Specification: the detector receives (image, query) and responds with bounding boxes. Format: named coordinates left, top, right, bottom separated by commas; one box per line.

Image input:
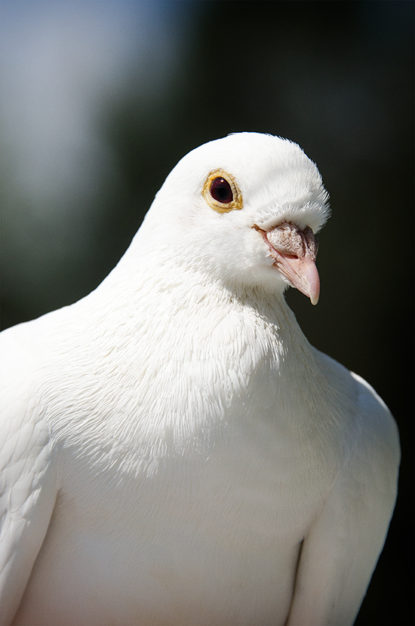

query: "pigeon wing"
left=0, top=329, right=58, bottom=625
left=286, top=368, right=400, bottom=626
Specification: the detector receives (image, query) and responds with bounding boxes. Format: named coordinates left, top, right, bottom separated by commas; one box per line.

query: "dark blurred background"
left=0, top=1, right=413, bottom=623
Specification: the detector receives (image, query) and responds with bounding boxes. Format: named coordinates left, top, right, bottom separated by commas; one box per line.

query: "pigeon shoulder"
left=0, top=317, right=62, bottom=624
left=314, top=347, right=400, bottom=494
left=286, top=349, right=400, bottom=626
left=0, top=305, right=81, bottom=477
left=0, top=313, right=60, bottom=417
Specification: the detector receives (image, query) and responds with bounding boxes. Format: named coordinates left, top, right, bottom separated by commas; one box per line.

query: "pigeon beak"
left=254, top=223, right=320, bottom=305
left=273, top=248, right=320, bottom=305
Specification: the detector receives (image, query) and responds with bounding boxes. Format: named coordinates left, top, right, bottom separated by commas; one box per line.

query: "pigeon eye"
left=210, top=177, right=233, bottom=204
left=202, top=169, right=243, bottom=213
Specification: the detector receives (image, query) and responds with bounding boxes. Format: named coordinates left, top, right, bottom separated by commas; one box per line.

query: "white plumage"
left=0, top=133, right=399, bottom=625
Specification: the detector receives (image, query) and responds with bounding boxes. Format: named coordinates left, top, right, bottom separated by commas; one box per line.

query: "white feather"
left=0, top=133, right=399, bottom=625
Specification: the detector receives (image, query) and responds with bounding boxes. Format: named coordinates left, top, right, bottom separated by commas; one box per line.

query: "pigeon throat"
left=253, top=222, right=320, bottom=305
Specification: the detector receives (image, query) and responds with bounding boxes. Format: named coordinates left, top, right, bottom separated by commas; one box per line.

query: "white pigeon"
left=0, top=133, right=399, bottom=626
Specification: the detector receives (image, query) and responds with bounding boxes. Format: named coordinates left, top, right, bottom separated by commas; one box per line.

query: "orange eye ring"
left=202, top=169, right=243, bottom=213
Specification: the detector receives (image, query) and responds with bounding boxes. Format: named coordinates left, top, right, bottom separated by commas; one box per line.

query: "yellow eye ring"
left=202, top=169, right=243, bottom=213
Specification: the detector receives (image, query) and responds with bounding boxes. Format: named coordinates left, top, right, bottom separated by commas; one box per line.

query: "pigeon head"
left=140, top=132, right=330, bottom=303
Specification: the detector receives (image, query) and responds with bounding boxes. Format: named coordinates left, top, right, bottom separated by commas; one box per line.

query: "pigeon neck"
left=96, top=244, right=308, bottom=359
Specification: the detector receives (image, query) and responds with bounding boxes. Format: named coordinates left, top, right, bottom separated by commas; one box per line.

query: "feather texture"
left=0, top=133, right=399, bottom=625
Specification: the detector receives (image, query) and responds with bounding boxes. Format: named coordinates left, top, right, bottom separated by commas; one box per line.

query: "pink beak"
left=255, top=222, right=320, bottom=305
